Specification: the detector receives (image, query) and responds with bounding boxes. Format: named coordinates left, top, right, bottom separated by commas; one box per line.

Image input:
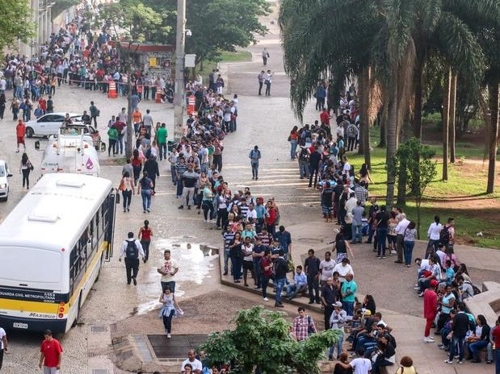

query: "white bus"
left=0, top=174, right=116, bottom=333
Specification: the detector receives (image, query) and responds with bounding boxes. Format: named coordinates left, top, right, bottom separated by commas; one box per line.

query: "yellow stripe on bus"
left=0, top=298, right=59, bottom=314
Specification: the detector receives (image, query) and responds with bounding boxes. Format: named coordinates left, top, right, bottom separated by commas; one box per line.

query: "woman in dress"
left=20, top=152, right=33, bottom=190
left=119, top=171, right=134, bottom=212
left=158, top=287, right=180, bottom=339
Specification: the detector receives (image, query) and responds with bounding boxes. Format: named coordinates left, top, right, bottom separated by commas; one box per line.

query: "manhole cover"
left=91, top=325, right=108, bottom=333
left=147, top=334, right=208, bottom=360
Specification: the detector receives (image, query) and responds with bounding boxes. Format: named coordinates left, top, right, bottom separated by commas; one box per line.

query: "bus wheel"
left=72, top=293, right=82, bottom=328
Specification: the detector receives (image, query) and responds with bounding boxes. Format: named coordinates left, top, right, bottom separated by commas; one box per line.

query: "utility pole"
left=173, top=0, right=186, bottom=143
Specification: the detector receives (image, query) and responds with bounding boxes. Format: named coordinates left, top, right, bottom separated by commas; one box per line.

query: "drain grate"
left=147, top=334, right=208, bottom=360
left=91, top=325, right=108, bottom=333
left=92, top=370, right=109, bottom=374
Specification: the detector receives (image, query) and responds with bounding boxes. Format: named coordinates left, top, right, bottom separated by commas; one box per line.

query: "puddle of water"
left=135, top=237, right=218, bottom=316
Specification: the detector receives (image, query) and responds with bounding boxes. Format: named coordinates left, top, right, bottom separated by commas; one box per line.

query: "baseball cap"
left=430, top=280, right=439, bottom=287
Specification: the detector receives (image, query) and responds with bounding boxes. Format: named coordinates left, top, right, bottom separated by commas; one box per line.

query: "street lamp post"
left=173, top=0, right=186, bottom=143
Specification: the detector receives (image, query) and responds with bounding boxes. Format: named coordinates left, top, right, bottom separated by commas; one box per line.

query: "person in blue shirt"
left=444, top=259, right=455, bottom=285
left=275, top=225, right=292, bottom=260
left=287, top=265, right=307, bottom=300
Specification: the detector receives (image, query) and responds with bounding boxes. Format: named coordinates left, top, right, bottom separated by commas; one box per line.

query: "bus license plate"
left=13, top=322, right=28, bottom=329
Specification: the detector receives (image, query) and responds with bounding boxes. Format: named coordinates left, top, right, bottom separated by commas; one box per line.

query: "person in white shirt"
left=394, top=213, right=410, bottom=264
left=319, top=252, right=336, bottom=284
left=0, top=327, right=7, bottom=370
left=427, top=215, right=443, bottom=253
left=336, top=348, right=372, bottom=374
left=333, top=258, right=354, bottom=283
left=158, top=249, right=179, bottom=293
left=181, top=349, right=202, bottom=373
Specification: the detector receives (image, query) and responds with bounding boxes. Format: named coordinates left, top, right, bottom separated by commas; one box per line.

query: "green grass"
left=219, top=50, right=252, bottom=62
left=347, top=126, right=500, bottom=248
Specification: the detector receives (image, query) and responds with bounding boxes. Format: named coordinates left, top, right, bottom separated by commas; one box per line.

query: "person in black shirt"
left=375, top=205, right=390, bottom=258
left=304, top=248, right=321, bottom=304
left=445, top=302, right=470, bottom=364
left=321, top=276, right=339, bottom=330
left=308, top=146, right=323, bottom=188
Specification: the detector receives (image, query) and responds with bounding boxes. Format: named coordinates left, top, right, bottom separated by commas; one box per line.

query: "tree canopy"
left=199, top=306, right=341, bottom=374
left=0, top=0, right=34, bottom=52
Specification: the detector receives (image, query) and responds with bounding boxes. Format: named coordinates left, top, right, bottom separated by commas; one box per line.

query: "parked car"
left=0, top=160, right=12, bottom=201
left=25, top=112, right=83, bottom=138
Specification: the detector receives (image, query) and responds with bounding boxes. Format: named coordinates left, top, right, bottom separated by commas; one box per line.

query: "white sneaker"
left=263, top=297, right=269, bottom=301
left=167, top=333, right=171, bottom=338
left=391, top=250, right=397, bottom=255
left=414, top=286, right=420, bottom=290
left=424, top=337, right=434, bottom=343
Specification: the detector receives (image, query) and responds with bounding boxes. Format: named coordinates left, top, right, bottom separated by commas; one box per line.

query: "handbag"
left=287, top=135, right=292, bottom=141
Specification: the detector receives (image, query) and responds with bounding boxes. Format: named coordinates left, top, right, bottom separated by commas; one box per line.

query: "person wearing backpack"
left=440, top=218, right=455, bottom=250
left=346, top=122, right=358, bottom=151
left=119, top=232, right=145, bottom=285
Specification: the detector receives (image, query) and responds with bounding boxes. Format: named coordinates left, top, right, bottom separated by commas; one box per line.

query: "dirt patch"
left=111, top=289, right=296, bottom=339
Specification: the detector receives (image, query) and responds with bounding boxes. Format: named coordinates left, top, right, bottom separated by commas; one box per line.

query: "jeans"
left=403, top=240, right=415, bottom=265
left=162, top=309, right=175, bottom=333
left=287, top=283, right=306, bottom=300
left=122, top=190, right=132, bottom=210
left=343, top=301, right=354, bottom=316
left=495, top=348, right=500, bottom=373
left=161, top=281, right=176, bottom=293
left=170, top=165, right=177, bottom=184
left=253, top=261, right=262, bottom=288
left=117, top=134, right=124, bottom=154
left=351, top=223, right=362, bottom=243
left=299, top=160, right=309, bottom=178
left=141, top=240, right=151, bottom=261
left=376, top=227, right=388, bottom=256
left=176, top=180, right=184, bottom=197
left=275, top=278, right=286, bottom=304
left=202, top=200, right=215, bottom=220
left=308, top=166, right=319, bottom=187
left=141, top=189, right=152, bottom=211
left=290, top=139, right=298, bottom=159
left=307, top=275, right=320, bottom=303
left=251, top=162, right=259, bottom=179
left=231, top=256, right=242, bottom=281
left=329, top=331, right=344, bottom=358
left=217, top=208, right=228, bottom=229
left=159, top=142, right=167, bottom=160
left=223, top=250, right=230, bottom=273
left=262, top=275, right=270, bottom=298
left=183, top=187, right=195, bottom=206
left=396, top=234, right=404, bottom=262
left=469, top=340, right=489, bottom=359
left=449, top=335, right=465, bottom=361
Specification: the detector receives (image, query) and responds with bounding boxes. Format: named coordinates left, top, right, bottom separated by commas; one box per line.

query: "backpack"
left=347, top=125, right=356, bottom=137
left=440, top=225, right=450, bottom=245
left=126, top=240, right=139, bottom=259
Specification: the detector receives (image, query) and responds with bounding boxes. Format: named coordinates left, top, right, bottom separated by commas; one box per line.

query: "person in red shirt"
left=39, top=97, right=47, bottom=114
left=138, top=219, right=153, bottom=263
left=16, top=119, right=26, bottom=153
left=320, top=108, right=331, bottom=136
left=260, top=249, right=274, bottom=302
left=423, top=279, right=438, bottom=343
left=492, top=316, right=500, bottom=367
left=39, top=329, right=63, bottom=373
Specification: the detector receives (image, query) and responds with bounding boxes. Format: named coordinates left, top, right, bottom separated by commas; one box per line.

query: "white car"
left=0, top=160, right=12, bottom=201
left=25, top=112, right=83, bottom=138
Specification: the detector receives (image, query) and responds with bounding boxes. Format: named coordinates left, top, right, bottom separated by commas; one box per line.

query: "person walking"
left=158, top=287, right=181, bottom=338
left=157, top=249, right=179, bottom=292
left=39, top=330, right=63, bottom=374
left=156, top=123, right=168, bottom=161
left=0, top=326, right=7, bottom=370
left=19, top=152, right=33, bottom=189
left=16, top=119, right=26, bottom=153
left=274, top=250, right=288, bottom=308
left=118, top=171, right=134, bottom=212
left=138, top=220, right=153, bottom=263
left=249, top=145, right=261, bottom=180
left=89, top=101, right=99, bottom=126
left=119, top=232, right=145, bottom=285
left=293, top=307, right=317, bottom=342
left=138, top=171, right=153, bottom=213
left=262, top=47, right=270, bottom=66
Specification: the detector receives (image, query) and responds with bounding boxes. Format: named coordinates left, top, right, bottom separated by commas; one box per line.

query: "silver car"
left=0, top=160, right=12, bottom=201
